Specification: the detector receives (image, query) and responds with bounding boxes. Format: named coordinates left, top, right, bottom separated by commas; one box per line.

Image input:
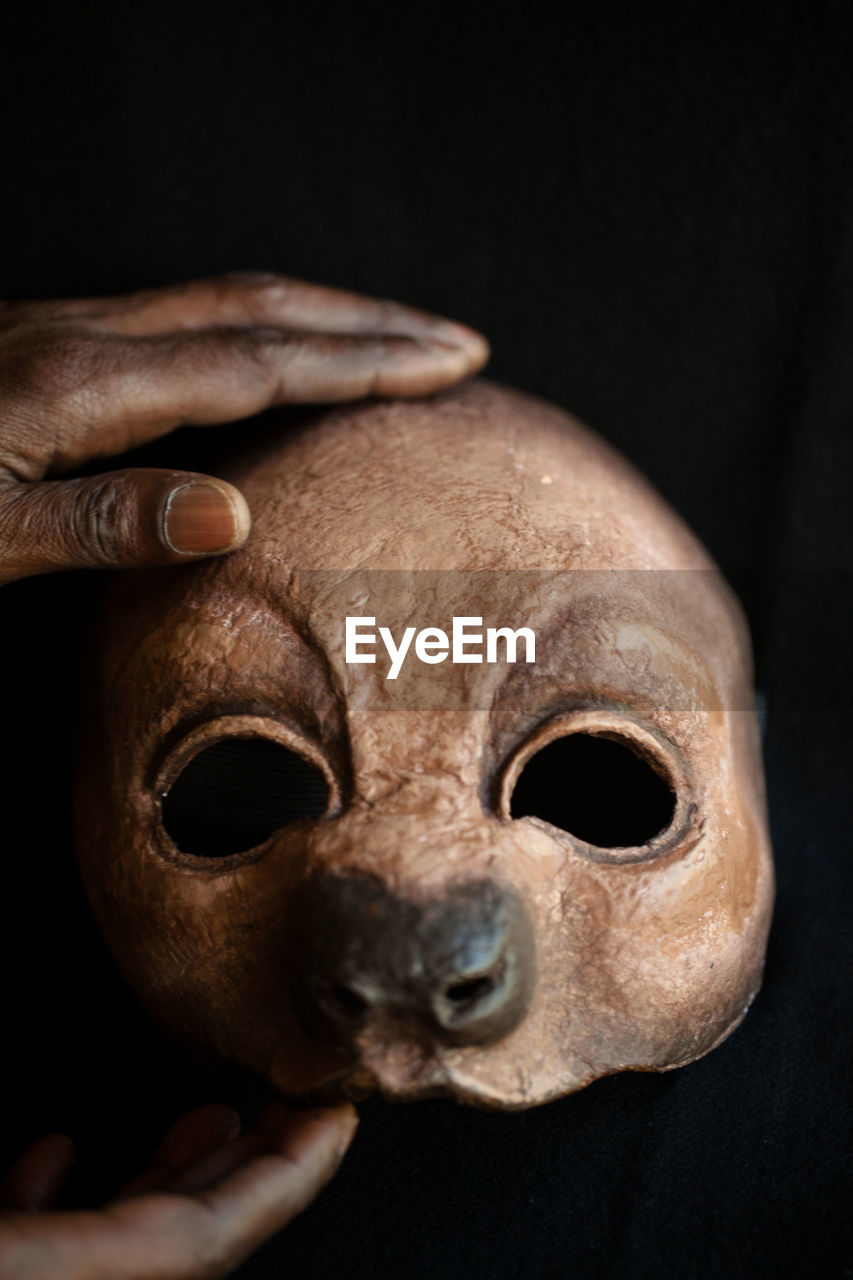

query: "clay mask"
left=75, top=380, right=773, bottom=1109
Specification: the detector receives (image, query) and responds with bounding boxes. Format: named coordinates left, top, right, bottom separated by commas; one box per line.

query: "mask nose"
left=291, top=873, right=536, bottom=1049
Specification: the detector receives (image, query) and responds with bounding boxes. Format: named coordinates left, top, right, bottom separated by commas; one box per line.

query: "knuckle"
left=212, top=324, right=290, bottom=366
left=374, top=296, right=408, bottom=325
left=0, top=327, right=115, bottom=474
left=3, top=326, right=106, bottom=407
left=214, top=270, right=296, bottom=311
left=0, top=404, right=50, bottom=481
left=365, top=333, right=410, bottom=359
left=67, top=477, right=133, bottom=566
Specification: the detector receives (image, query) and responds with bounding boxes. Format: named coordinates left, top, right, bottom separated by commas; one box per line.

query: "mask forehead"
left=213, top=381, right=715, bottom=575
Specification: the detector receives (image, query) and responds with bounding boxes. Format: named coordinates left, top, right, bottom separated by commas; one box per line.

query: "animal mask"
left=75, top=380, right=773, bottom=1109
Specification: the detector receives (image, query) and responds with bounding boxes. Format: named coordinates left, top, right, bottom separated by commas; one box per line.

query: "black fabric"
left=1, top=2, right=851, bottom=1276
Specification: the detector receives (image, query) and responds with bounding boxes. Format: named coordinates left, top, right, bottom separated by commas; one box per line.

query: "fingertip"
left=371, top=337, right=483, bottom=398
left=331, top=1104, right=360, bottom=1160
left=161, top=478, right=251, bottom=556
left=272, top=1102, right=359, bottom=1166
left=434, top=322, right=491, bottom=369
left=307, top=1101, right=359, bottom=1144
left=223, top=482, right=252, bottom=546
left=468, top=331, right=491, bottom=371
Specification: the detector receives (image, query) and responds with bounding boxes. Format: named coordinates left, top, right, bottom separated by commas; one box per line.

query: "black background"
left=0, top=2, right=851, bottom=1276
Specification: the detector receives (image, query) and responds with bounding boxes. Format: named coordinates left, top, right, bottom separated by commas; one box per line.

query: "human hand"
left=0, top=272, right=488, bottom=583
left=0, top=1098, right=358, bottom=1279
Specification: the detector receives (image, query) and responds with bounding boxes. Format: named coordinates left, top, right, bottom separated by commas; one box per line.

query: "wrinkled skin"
left=76, top=379, right=774, bottom=1110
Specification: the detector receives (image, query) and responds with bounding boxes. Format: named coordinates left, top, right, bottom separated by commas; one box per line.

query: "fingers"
left=114, top=1105, right=242, bottom=1203
left=108, top=324, right=477, bottom=424
left=0, top=1103, right=357, bottom=1279
left=169, top=1102, right=359, bottom=1271
left=0, top=469, right=251, bottom=583
left=148, top=1105, right=243, bottom=1170
left=1, top=325, right=484, bottom=480
left=118, top=1099, right=343, bottom=1201
left=153, top=1100, right=293, bottom=1198
left=0, top=272, right=490, bottom=586
left=5, top=272, right=489, bottom=365
left=99, top=1102, right=358, bottom=1278
left=0, top=1134, right=76, bottom=1211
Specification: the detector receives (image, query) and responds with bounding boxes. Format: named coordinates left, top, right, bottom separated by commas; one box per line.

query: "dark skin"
left=0, top=270, right=487, bottom=581
left=0, top=272, right=489, bottom=1276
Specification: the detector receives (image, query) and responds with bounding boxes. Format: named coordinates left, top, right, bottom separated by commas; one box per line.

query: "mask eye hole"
left=509, top=732, right=676, bottom=849
left=161, top=736, right=330, bottom=858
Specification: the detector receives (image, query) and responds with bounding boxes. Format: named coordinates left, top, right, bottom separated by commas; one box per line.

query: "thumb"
left=0, top=468, right=251, bottom=583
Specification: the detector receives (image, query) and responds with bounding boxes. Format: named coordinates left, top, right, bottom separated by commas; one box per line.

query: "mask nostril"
left=444, top=967, right=502, bottom=1011
left=327, top=982, right=369, bottom=1019
left=446, top=976, right=493, bottom=1005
